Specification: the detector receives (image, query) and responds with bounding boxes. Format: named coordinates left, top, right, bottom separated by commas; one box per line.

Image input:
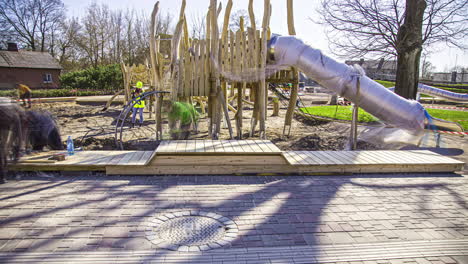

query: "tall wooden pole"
left=258, top=0, right=271, bottom=139
left=283, top=0, right=298, bottom=137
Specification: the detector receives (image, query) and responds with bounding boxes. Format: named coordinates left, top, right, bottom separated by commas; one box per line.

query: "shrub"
left=60, top=64, right=123, bottom=91
left=0, top=89, right=113, bottom=98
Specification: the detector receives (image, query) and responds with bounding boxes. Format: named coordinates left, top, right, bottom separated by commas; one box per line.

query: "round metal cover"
left=145, top=211, right=238, bottom=251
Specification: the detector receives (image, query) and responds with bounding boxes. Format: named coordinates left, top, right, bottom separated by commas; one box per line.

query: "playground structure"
left=111, top=0, right=467, bottom=148
left=8, top=0, right=467, bottom=176
left=115, top=0, right=302, bottom=142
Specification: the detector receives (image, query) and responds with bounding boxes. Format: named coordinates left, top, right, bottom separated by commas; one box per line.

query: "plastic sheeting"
left=268, top=36, right=426, bottom=132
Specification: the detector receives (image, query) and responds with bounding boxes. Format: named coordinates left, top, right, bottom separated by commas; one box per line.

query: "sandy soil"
left=34, top=102, right=365, bottom=150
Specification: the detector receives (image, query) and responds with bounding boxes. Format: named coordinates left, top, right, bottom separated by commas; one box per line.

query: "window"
left=43, top=73, right=52, bottom=83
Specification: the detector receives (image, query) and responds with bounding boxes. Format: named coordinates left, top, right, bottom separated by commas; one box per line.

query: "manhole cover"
left=145, top=211, right=238, bottom=251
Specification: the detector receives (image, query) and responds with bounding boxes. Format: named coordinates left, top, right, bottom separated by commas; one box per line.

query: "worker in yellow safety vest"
left=16, top=83, right=32, bottom=108
left=131, top=86, right=145, bottom=128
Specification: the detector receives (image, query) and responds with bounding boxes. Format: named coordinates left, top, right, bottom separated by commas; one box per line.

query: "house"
left=345, top=58, right=397, bottom=81
left=0, top=42, right=62, bottom=90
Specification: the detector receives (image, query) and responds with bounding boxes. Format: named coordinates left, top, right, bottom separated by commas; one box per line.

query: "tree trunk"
left=395, top=0, right=426, bottom=100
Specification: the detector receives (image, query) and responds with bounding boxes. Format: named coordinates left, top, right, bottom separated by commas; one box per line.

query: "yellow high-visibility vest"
left=133, top=96, right=145, bottom=108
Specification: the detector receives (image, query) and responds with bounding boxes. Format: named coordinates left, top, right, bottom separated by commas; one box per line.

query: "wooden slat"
left=127, top=151, right=146, bottom=165
left=136, top=151, right=154, bottom=165
left=312, top=151, right=336, bottom=165
left=204, top=140, right=216, bottom=152
left=186, top=140, right=196, bottom=152
left=221, top=140, right=234, bottom=152
left=248, top=140, right=263, bottom=152
left=193, top=41, right=200, bottom=96
left=95, top=151, right=118, bottom=165
left=107, top=152, right=131, bottom=165
left=321, top=151, right=345, bottom=165
left=230, top=141, right=244, bottom=152
left=304, top=151, right=329, bottom=165
left=156, top=141, right=169, bottom=152
left=195, top=140, right=205, bottom=152
left=235, top=140, right=252, bottom=152
left=212, top=140, right=224, bottom=152
left=117, top=152, right=138, bottom=165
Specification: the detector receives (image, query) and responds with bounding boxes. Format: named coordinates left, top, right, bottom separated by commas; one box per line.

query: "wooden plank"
left=230, top=140, right=244, bottom=152
left=320, top=151, right=346, bottom=165
left=212, top=140, right=225, bottom=152
left=135, top=151, right=154, bottom=165
left=259, top=140, right=280, bottom=152
left=283, top=151, right=302, bottom=165
left=195, top=140, right=205, bottom=152
left=75, top=152, right=104, bottom=165
left=383, top=151, right=418, bottom=163
left=304, top=151, right=329, bottom=165
left=150, top=154, right=288, bottom=166
left=221, top=140, right=235, bottom=152
left=327, top=151, right=354, bottom=164
left=127, top=151, right=146, bottom=165
left=296, top=151, right=314, bottom=165
left=201, top=40, right=208, bottom=96
left=247, top=140, right=263, bottom=152
left=311, top=151, right=336, bottom=165
left=236, top=140, right=253, bottom=153
left=107, top=151, right=132, bottom=165
left=204, top=140, right=216, bottom=152
left=258, top=140, right=274, bottom=152
left=370, top=151, right=402, bottom=164
left=94, top=151, right=118, bottom=165
left=350, top=151, right=378, bottom=164
left=117, top=152, right=138, bottom=165
left=156, top=141, right=169, bottom=152
left=412, top=150, right=464, bottom=163
left=186, top=140, right=196, bottom=152
left=193, top=41, right=200, bottom=96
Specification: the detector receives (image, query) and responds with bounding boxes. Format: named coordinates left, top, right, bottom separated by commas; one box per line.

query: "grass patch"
left=300, top=105, right=468, bottom=130
left=426, top=108, right=468, bottom=130
left=300, top=105, right=379, bottom=123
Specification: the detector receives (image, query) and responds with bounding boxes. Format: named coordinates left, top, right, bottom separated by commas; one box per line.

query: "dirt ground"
left=33, top=100, right=464, bottom=155
left=29, top=99, right=467, bottom=174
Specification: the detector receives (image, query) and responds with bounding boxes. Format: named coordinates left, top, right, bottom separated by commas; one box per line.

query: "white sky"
left=62, top=0, right=467, bottom=72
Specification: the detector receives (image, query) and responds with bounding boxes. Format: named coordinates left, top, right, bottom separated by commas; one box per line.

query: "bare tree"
left=318, top=0, right=467, bottom=59
left=317, top=0, right=467, bottom=99
left=190, top=12, right=206, bottom=40
left=229, top=9, right=256, bottom=31
left=0, top=0, right=65, bottom=51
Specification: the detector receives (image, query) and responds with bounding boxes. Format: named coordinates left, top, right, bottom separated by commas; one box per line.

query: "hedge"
left=0, top=89, right=113, bottom=98
left=60, top=64, right=123, bottom=91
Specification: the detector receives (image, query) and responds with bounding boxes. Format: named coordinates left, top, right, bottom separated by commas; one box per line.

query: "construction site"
left=0, top=0, right=467, bottom=263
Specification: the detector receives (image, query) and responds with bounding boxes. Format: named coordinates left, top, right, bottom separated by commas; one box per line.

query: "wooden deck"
left=11, top=140, right=465, bottom=175
left=156, top=140, right=282, bottom=154
left=13, top=150, right=155, bottom=171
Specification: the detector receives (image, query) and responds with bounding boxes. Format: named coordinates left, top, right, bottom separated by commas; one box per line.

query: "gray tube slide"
left=418, top=84, right=468, bottom=102
left=388, top=84, right=468, bottom=102
left=268, top=36, right=428, bottom=132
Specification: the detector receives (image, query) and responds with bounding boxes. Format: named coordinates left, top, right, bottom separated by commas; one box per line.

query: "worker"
left=164, top=101, right=199, bottom=139
left=16, top=83, right=32, bottom=108
left=131, top=88, right=145, bottom=128
left=135, top=81, right=143, bottom=91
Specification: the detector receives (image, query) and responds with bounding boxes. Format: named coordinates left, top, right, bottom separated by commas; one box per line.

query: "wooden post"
left=283, top=0, right=298, bottom=138
left=156, top=95, right=163, bottom=140
left=272, top=97, right=279, bottom=116
left=258, top=0, right=271, bottom=139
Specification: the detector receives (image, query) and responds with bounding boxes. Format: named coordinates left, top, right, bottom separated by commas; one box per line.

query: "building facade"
left=0, top=43, right=62, bottom=90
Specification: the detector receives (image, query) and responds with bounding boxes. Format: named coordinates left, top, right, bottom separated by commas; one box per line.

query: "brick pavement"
left=0, top=173, right=467, bottom=263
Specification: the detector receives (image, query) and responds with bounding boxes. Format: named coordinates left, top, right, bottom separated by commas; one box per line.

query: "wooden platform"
left=11, top=140, right=465, bottom=175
